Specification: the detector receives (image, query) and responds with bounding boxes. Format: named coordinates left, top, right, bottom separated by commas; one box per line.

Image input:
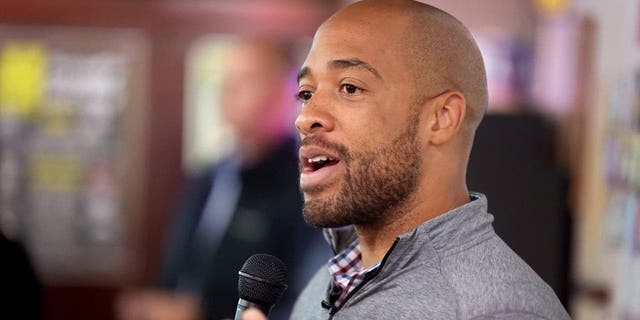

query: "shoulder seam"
left=428, top=231, right=461, bottom=320
left=435, top=230, right=500, bottom=320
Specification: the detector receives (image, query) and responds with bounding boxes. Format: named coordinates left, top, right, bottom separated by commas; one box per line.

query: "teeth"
left=308, top=156, right=333, bottom=163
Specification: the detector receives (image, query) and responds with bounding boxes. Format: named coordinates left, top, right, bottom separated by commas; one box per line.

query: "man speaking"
left=246, top=0, right=570, bottom=319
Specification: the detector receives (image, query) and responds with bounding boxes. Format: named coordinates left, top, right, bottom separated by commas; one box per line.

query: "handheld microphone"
left=234, top=254, right=288, bottom=320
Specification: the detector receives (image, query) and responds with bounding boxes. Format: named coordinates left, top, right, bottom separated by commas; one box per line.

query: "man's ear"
left=428, top=91, right=467, bottom=145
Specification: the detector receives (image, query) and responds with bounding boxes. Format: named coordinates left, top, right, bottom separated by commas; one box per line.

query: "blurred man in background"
left=117, top=38, right=326, bottom=320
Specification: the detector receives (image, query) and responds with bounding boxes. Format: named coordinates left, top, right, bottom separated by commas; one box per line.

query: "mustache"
left=300, top=135, right=351, bottom=162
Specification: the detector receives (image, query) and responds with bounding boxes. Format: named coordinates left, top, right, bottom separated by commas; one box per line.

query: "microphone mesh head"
left=238, top=254, right=288, bottom=306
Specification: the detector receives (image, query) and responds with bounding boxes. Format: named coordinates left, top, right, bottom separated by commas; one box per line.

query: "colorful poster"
left=0, top=42, right=46, bottom=118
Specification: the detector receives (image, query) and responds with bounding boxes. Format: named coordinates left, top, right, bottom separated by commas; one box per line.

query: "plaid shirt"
left=327, top=239, right=381, bottom=308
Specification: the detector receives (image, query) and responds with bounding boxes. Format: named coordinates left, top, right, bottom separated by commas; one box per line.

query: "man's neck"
left=354, top=185, right=469, bottom=269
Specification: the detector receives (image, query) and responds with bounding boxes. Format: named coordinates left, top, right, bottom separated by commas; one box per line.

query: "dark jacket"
left=1, top=232, right=43, bottom=320
left=161, top=137, right=317, bottom=320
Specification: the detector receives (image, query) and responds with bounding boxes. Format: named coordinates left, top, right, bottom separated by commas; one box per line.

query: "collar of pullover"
left=322, top=192, right=494, bottom=261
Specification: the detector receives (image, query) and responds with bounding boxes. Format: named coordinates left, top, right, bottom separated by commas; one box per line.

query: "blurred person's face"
left=294, top=14, right=424, bottom=227
left=220, top=42, right=290, bottom=145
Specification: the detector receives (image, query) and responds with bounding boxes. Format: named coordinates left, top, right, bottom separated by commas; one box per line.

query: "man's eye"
left=340, top=83, right=360, bottom=94
left=297, top=90, right=313, bottom=101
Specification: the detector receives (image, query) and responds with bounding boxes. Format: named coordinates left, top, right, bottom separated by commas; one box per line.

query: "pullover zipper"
left=327, top=238, right=400, bottom=319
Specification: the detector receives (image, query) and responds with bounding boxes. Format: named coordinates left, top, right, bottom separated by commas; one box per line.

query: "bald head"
left=296, top=0, right=487, bottom=229
left=324, top=0, right=488, bottom=134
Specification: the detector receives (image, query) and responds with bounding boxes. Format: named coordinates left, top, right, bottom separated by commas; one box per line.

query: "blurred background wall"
left=0, top=0, right=638, bottom=319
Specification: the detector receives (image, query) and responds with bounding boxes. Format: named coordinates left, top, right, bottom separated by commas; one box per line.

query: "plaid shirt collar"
left=327, top=239, right=381, bottom=308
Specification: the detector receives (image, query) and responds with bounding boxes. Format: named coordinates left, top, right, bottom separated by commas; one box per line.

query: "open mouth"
left=302, top=155, right=340, bottom=173
left=299, top=146, right=344, bottom=192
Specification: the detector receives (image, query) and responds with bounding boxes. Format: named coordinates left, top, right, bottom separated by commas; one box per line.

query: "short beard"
left=302, top=111, right=421, bottom=228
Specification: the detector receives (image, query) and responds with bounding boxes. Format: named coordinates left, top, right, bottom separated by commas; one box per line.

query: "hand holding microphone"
left=234, top=254, right=287, bottom=320
left=239, top=308, right=267, bottom=320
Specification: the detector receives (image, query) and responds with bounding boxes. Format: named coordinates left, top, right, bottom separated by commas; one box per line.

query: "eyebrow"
left=329, top=58, right=382, bottom=80
left=297, top=66, right=311, bottom=84
left=296, top=58, right=383, bottom=83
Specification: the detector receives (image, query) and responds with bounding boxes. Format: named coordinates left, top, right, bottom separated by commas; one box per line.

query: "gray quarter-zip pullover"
left=291, top=193, right=570, bottom=320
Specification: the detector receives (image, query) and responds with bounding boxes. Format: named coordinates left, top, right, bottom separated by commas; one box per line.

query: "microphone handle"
left=234, top=298, right=272, bottom=320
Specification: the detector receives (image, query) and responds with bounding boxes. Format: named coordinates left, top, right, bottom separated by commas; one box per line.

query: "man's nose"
left=295, top=92, right=335, bottom=136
